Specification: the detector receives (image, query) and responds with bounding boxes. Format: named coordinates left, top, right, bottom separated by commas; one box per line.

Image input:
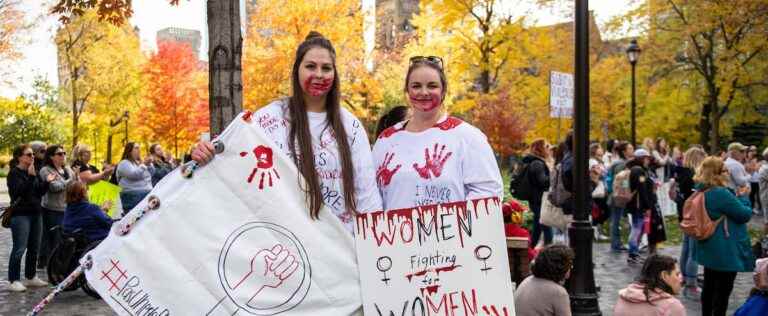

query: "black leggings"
left=702, top=267, right=737, bottom=316
left=750, top=182, right=762, bottom=210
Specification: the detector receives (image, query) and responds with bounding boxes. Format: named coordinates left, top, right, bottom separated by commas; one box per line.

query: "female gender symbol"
left=376, top=256, right=393, bottom=285
left=474, top=245, right=493, bottom=274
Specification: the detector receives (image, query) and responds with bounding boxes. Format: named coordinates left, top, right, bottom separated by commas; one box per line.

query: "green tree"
left=629, top=0, right=768, bottom=151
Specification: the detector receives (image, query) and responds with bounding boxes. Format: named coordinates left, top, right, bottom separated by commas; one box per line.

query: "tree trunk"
left=207, top=0, right=243, bottom=137
left=699, top=102, right=712, bottom=152
left=711, top=110, right=722, bottom=153
left=480, top=49, right=491, bottom=93
left=71, top=78, right=79, bottom=148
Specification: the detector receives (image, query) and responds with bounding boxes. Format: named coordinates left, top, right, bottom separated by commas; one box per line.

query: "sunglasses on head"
left=409, top=56, right=444, bottom=69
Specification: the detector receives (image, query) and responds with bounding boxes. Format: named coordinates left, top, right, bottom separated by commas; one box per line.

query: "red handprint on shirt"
left=376, top=152, right=401, bottom=187
left=240, top=145, right=280, bottom=190
left=412, top=143, right=453, bottom=179
left=231, top=244, right=299, bottom=305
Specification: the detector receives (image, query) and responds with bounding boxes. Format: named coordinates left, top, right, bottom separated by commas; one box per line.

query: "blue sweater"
left=696, top=186, right=755, bottom=272
left=62, top=201, right=113, bottom=241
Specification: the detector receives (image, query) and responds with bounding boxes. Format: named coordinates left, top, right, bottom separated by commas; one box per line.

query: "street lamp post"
left=567, top=0, right=601, bottom=315
left=626, top=39, right=641, bottom=146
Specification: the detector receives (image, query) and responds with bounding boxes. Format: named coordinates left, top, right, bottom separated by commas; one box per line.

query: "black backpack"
left=509, top=161, right=533, bottom=201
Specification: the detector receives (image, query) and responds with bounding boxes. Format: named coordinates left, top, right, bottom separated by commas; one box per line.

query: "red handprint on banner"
left=376, top=152, right=401, bottom=187
left=240, top=145, right=280, bottom=190
left=231, top=244, right=299, bottom=304
left=412, top=143, right=453, bottom=179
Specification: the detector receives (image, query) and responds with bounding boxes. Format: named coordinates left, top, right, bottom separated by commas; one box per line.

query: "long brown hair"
left=288, top=31, right=356, bottom=219
left=637, top=254, right=678, bottom=303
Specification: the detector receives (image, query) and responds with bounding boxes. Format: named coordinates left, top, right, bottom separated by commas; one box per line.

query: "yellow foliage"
left=242, top=0, right=378, bottom=121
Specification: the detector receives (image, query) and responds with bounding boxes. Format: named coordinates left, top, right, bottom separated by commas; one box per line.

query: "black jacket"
left=6, top=166, right=46, bottom=217
left=522, top=155, right=550, bottom=193
left=671, top=165, right=695, bottom=221
left=626, top=160, right=656, bottom=216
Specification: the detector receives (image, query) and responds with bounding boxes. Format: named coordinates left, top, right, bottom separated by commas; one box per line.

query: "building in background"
left=376, top=0, right=419, bottom=50
left=156, top=27, right=202, bottom=58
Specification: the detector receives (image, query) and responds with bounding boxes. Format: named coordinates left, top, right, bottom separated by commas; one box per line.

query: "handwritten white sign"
left=355, top=198, right=516, bottom=316
left=83, top=111, right=363, bottom=316
left=550, top=71, right=574, bottom=118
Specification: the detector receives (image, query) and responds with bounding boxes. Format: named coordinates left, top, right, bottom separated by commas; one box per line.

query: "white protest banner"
left=550, top=71, right=574, bottom=118
left=355, top=198, right=515, bottom=316
left=82, top=111, right=363, bottom=315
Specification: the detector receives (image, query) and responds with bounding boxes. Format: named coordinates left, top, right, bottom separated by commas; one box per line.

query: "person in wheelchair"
left=62, top=181, right=114, bottom=242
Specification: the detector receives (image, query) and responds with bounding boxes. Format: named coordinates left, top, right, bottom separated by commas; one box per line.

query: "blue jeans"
left=8, top=214, right=42, bottom=282
left=611, top=207, right=626, bottom=250
left=120, top=190, right=150, bottom=216
left=628, top=212, right=645, bottom=256
left=680, top=234, right=698, bottom=286
left=39, top=209, right=63, bottom=269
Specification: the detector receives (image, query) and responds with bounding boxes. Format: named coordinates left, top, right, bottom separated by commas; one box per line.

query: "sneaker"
left=7, top=281, right=27, bottom=292
left=24, top=277, right=48, bottom=288
left=611, top=245, right=629, bottom=252
left=683, top=286, right=702, bottom=301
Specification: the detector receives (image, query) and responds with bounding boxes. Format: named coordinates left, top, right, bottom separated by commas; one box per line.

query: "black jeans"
left=38, top=208, right=63, bottom=268
left=530, top=194, right=552, bottom=247
left=750, top=182, right=761, bottom=210
left=702, top=267, right=737, bottom=316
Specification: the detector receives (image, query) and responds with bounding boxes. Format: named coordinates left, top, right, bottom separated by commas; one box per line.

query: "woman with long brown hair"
left=523, top=139, right=552, bottom=247
left=192, top=32, right=381, bottom=231
left=5, top=144, right=53, bottom=291
left=372, top=55, right=502, bottom=209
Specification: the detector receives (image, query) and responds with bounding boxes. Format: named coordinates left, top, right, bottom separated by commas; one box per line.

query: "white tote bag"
left=540, top=191, right=572, bottom=231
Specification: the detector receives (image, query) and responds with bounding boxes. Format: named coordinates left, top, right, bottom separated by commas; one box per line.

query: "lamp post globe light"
left=626, top=39, right=641, bottom=146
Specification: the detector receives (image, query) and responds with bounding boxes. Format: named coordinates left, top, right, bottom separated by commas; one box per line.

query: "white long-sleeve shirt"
left=372, top=115, right=503, bottom=210
left=725, top=157, right=751, bottom=190
left=252, top=100, right=382, bottom=231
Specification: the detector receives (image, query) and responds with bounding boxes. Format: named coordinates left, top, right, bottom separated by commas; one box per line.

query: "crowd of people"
left=4, top=141, right=177, bottom=292
left=511, top=135, right=768, bottom=315
left=3, top=30, right=768, bottom=316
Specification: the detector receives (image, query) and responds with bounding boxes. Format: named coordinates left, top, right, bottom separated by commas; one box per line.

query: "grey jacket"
left=39, top=165, right=76, bottom=212
left=117, top=160, right=154, bottom=192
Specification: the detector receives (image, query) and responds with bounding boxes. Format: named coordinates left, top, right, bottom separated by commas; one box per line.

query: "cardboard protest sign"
left=88, top=180, right=122, bottom=218
left=355, top=198, right=515, bottom=316
left=82, top=111, right=363, bottom=316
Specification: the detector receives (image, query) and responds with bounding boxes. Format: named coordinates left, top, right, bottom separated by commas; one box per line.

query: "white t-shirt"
left=252, top=100, right=382, bottom=231
left=372, top=115, right=503, bottom=210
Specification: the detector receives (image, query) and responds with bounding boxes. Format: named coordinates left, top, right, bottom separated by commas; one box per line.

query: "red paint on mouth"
left=409, top=92, right=442, bottom=111
left=304, top=75, right=333, bottom=96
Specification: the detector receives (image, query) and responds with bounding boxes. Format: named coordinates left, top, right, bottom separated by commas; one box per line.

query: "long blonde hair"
left=682, top=147, right=706, bottom=170
left=694, top=156, right=729, bottom=188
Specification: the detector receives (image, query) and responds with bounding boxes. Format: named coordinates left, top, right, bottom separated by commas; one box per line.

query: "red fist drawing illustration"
left=231, top=244, right=299, bottom=304
left=413, top=143, right=453, bottom=179
left=376, top=152, right=401, bottom=187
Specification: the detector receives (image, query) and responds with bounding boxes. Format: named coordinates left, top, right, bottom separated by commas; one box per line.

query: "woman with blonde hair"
left=71, top=144, right=114, bottom=185
left=694, top=156, right=755, bottom=316
left=670, top=146, right=707, bottom=299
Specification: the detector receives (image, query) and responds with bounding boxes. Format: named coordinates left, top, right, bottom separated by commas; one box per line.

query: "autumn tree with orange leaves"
left=141, top=41, right=209, bottom=157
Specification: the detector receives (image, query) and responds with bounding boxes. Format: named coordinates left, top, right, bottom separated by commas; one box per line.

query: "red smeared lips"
left=409, top=94, right=441, bottom=111
left=305, top=76, right=333, bottom=96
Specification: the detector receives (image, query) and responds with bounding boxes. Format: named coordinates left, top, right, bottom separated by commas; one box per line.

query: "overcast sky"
left=2, top=0, right=638, bottom=98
